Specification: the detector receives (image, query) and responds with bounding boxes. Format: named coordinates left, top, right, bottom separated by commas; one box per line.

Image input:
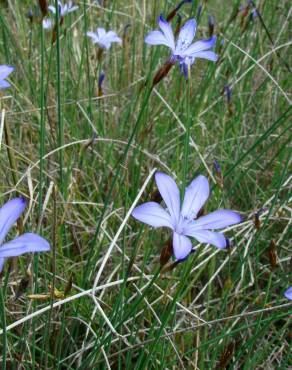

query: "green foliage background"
left=0, top=0, right=291, bottom=368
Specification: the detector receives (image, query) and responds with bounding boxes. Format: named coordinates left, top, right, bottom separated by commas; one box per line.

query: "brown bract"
left=38, top=0, right=48, bottom=17
left=152, top=60, right=175, bottom=87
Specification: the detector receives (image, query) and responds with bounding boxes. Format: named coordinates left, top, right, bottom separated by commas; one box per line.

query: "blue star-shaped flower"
left=145, top=16, right=218, bottom=79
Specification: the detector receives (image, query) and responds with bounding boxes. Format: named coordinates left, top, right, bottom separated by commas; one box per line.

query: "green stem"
left=182, top=80, right=191, bottom=196
left=55, top=1, right=64, bottom=195
left=39, top=22, right=46, bottom=216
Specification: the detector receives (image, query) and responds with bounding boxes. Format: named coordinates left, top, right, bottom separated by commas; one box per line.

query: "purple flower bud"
left=123, top=23, right=131, bottom=38
left=196, top=4, right=202, bottom=19
left=208, top=15, right=215, bottom=27
left=98, top=71, right=105, bottom=89
left=254, top=212, right=260, bottom=230
left=224, top=85, right=232, bottom=104
left=255, top=207, right=266, bottom=217
left=26, top=9, right=34, bottom=22
left=213, top=159, right=221, bottom=174
left=208, top=15, right=215, bottom=36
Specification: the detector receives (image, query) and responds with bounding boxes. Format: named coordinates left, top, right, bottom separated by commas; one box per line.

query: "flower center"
left=177, top=38, right=190, bottom=51
left=174, top=216, right=188, bottom=235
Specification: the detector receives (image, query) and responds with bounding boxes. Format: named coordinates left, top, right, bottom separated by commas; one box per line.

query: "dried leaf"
left=268, top=240, right=278, bottom=270
left=160, top=239, right=173, bottom=267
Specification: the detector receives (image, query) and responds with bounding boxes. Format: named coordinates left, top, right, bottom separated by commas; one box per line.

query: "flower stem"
left=39, top=21, right=46, bottom=216
left=55, top=0, right=64, bottom=195
left=182, top=79, right=191, bottom=197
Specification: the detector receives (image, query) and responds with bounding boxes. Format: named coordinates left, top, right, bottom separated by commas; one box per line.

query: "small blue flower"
left=0, top=65, right=14, bottom=89
left=42, top=18, right=53, bottom=30
left=145, top=16, right=218, bottom=79
left=48, top=1, right=78, bottom=17
left=132, top=172, right=241, bottom=261
left=0, top=198, right=50, bottom=273
left=86, top=28, right=122, bottom=50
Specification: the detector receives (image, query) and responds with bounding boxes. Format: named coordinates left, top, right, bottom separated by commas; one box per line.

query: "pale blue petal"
left=86, top=31, right=99, bottom=43
left=189, top=210, right=242, bottom=230
left=284, top=287, right=292, bottom=300
left=155, top=172, right=180, bottom=226
left=173, top=232, right=192, bottom=260
left=0, top=80, right=11, bottom=89
left=193, top=51, right=218, bottom=61
left=66, top=3, right=78, bottom=14
left=99, top=40, right=111, bottom=50
left=181, top=175, right=209, bottom=219
left=182, top=36, right=217, bottom=57
left=132, top=202, right=173, bottom=229
left=185, top=229, right=226, bottom=249
left=97, top=28, right=106, bottom=38
left=105, top=31, right=122, bottom=44
left=180, top=62, right=189, bottom=79
left=0, top=233, right=50, bottom=258
left=62, top=4, right=68, bottom=15
left=176, top=19, right=197, bottom=52
left=0, top=65, right=14, bottom=80
left=145, top=30, right=173, bottom=48
left=48, top=5, right=56, bottom=14
left=0, top=198, right=26, bottom=245
left=158, top=15, right=175, bottom=50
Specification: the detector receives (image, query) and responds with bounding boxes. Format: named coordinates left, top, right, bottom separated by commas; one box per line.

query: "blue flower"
left=145, top=16, right=218, bottom=79
left=132, top=172, right=241, bottom=261
left=0, top=65, right=14, bottom=89
left=0, top=198, right=50, bottom=273
left=42, top=18, right=53, bottom=30
left=87, top=28, right=122, bottom=50
left=48, top=1, right=78, bottom=17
